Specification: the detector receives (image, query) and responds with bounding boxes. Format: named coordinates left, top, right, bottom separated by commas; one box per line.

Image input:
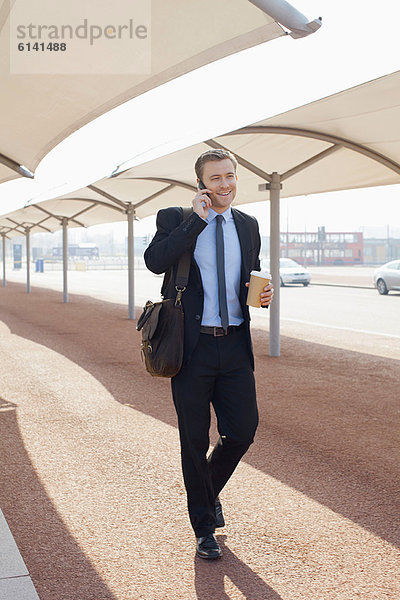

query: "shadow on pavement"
left=0, top=396, right=118, bottom=600
left=0, top=282, right=399, bottom=556
left=194, top=535, right=283, bottom=599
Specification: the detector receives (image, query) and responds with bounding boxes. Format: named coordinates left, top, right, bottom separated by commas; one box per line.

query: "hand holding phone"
left=198, top=180, right=210, bottom=207
left=193, top=180, right=212, bottom=218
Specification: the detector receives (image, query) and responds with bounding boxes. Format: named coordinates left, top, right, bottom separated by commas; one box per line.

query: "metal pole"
left=2, top=234, right=6, bottom=287
left=62, top=218, right=68, bottom=303
left=127, top=205, right=135, bottom=320
left=286, top=209, right=289, bottom=257
left=26, top=228, right=31, bottom=293
left=269, top=172, right=281, bottom=357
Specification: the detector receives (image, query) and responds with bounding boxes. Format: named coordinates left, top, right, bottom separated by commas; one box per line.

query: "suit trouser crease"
left=171, top=328, right=258, bottom=537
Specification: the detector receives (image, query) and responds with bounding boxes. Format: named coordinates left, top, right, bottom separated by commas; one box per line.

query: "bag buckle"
left=175, top=286, right=186, bottom=306
left=136, top=300, right=156, bottom=331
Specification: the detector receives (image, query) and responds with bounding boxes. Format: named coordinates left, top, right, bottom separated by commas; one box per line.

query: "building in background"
left=4, top=226, right=400, bottom=268
left=52, top=243, right=99, bottom=259
left=280, top=229, right=363, bottom=266
left=363, top=237, right=400, bottom=264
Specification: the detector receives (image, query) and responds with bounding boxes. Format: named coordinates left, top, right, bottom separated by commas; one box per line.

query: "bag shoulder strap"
left=175, top=207, right=193, bottom=290
left=181, top=206, right=193, bottom=219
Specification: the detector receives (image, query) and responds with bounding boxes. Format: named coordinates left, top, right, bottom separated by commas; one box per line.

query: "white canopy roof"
left=0, top=0, right=321, bottom=185
left=3, top=69, right=399, bottom=357
left=113, top=69, right=400, bottom=213
left=0, top=195, right=128, bottom=238
left=2, top=70, right=399, bottom=239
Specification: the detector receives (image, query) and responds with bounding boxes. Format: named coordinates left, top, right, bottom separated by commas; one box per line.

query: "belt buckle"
left=214, top=327, right=225, bottom=337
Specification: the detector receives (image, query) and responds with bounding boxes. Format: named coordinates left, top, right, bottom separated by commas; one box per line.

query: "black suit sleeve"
left=254, top=222, right=261, bottom=272
left=144, top=208, right=207, bottom=274
left=249, top=214, right=261, bottom=273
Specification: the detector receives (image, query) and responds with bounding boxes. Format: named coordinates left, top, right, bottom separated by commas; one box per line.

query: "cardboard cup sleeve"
left=246, top=270, right=271, bottom=308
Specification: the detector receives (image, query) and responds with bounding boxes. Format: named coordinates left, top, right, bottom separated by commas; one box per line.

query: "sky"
left=1, top=0, right=400, bottom=240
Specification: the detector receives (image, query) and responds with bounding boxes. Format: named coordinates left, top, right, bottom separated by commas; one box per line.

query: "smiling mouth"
left=217, top=191, right=231, bottom=196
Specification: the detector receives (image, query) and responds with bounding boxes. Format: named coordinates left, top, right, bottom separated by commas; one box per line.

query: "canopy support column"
left=62, top=218, right=68, bottom=303
left=127, top=205, right=135, bottom=320
left=26, top=227, right=31, bottom=293
left=269, top=173, right=281, bottom=356
left=1, top=234, right=6, bottom=287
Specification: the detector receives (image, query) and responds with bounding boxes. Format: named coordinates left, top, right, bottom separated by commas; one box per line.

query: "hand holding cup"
left=246, top=270, right=273, bottom=307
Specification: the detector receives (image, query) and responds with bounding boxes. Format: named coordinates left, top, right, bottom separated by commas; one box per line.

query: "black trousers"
left=171, top=325, right=258, bottom=537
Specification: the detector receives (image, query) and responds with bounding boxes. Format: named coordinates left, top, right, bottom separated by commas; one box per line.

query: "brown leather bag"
left=136, top=209, right=192, bottom=378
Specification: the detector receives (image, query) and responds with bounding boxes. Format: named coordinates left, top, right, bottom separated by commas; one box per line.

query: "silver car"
left=374, top=259, right=400, bottom=294
left=261, top=258, right=312, bottom=287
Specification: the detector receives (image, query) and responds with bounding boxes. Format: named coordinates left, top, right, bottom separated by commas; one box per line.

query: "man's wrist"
left=193, top=211, right=207, bottom=223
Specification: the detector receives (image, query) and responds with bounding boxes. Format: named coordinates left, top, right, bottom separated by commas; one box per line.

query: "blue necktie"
left=216, top=215, right=229, bottom=331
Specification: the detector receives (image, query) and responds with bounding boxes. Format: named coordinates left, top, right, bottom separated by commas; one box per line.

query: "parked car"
left=260, top=258, right=311, bottom=287
left=373, top=259, right=400, bottom=294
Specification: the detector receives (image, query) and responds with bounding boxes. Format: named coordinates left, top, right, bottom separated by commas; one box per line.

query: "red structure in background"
left=281, top=229, right=364, bottom=265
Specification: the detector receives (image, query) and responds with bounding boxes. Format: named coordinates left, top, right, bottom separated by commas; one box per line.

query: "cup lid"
left=250, top=270, right=271, bottom=279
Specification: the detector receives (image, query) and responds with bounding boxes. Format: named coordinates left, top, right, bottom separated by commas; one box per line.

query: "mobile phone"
left=198, top=180, right=209, bottom=195
left=198, top=180, right=211, bottom=207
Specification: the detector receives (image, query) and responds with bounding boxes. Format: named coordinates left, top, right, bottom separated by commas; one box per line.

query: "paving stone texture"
left=0, top=281, right=399, bottom=600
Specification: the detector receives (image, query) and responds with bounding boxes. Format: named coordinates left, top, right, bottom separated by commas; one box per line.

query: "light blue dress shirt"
left=194, top=207, right=244, bottom=327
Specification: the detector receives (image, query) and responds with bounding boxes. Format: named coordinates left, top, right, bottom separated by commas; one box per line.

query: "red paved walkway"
left=0, top=282, right=399, bottom=600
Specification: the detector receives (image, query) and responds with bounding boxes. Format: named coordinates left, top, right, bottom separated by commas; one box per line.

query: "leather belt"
left=199, top=324, right=243, bottom=337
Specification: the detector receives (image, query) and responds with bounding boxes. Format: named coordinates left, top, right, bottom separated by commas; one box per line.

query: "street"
left=6, top=266, right=400, bottom=359
left=282, top=285, right=399, bottom=335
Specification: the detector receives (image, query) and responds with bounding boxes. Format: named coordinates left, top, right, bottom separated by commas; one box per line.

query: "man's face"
left=200, top=158, right=237, bottom=213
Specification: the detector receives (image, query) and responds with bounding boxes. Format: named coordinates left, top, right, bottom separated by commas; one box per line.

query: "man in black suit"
left=144, top=149, right=273, bottom=559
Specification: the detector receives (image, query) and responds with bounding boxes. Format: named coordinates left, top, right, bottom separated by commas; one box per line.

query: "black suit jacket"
left=144, top=207, right=261, bottom=369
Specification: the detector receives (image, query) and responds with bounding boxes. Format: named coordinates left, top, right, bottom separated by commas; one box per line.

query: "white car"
left=373, top=259, right=400, bottom=294
left=261, top=258, right=311, bottom=287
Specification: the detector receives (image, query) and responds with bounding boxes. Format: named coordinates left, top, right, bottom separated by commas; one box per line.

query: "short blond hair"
left=194, top=149, right=237, bottom=181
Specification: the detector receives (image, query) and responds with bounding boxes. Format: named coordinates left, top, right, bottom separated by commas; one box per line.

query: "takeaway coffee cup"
left=246, top=270, right=271, bottom=308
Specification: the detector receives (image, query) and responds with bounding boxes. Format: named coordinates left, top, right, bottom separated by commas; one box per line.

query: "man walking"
left=144, top=149, right=273, bottom=559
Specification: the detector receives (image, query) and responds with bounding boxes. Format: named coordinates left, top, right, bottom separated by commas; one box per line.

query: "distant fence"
left=5, top=257, right=148, bottom=271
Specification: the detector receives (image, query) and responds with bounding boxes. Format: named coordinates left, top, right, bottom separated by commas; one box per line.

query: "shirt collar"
left=206, top=206, right=232, bottom=224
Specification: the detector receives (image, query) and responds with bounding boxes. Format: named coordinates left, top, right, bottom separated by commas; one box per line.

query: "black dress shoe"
left=215, top=497, right=225, bottom=528
left=196, top=534, right=222, bottom=559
